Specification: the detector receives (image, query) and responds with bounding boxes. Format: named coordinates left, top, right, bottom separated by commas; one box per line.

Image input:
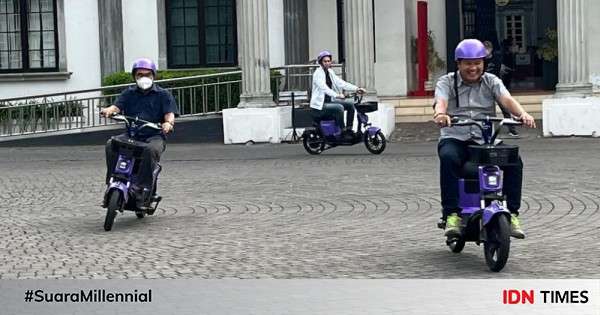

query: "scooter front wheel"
left=364, top=130, right=386, bottom=154
left=303, top=130, right=325, bottom=155
left=483, top=215, right=511, bottom=272
left=104, top=190, right=122, bottom=231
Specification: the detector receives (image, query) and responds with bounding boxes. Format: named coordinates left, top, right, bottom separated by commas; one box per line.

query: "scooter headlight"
left=118, top=161, right=128, bottom=169
left=487, top=175, right=498, bottom=186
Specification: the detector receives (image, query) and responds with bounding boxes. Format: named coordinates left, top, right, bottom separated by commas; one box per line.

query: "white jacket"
left=309, top=67, right=358, bottom=110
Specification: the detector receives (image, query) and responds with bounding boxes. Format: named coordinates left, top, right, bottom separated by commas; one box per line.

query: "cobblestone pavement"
left=0, top=126, right=598, bottom=279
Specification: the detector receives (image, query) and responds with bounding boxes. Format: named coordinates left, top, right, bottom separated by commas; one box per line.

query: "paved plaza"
left=0, top=128, right=599, bottom=279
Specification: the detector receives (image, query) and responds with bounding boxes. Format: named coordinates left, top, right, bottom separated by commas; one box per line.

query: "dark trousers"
left=438, top=138, right=523, bottom=217
left=105, top=134, right=166, bottom=190
left=316, top=100, right=355, bottom=129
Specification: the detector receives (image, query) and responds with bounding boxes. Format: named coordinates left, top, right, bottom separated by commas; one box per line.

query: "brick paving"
left=0, top=123, right=598, bottom=278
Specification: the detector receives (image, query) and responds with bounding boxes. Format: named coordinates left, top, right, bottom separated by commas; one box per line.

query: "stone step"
left=381, top=92, right=552, bottom=122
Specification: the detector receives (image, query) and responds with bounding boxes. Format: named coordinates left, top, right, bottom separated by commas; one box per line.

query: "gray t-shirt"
left=434, top=72, right=510, bottom=143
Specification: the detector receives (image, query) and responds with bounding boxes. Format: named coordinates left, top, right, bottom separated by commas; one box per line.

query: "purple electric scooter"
left=437, top=115, right=522, bottom=272
left=102, top=114, right=163, bottom=231
left=302, top=93, right=386, bottom=155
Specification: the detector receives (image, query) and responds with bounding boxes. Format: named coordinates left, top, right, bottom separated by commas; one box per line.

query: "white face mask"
left=136, top=77, right=153, bottom=90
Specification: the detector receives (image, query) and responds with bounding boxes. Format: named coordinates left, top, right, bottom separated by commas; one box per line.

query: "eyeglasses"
left=321, top=59, right=332, bottom=63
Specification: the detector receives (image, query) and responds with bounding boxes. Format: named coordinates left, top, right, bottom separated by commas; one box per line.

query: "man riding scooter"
left=100, top=58, right=179, bottom=208
left=432, top=39, right=536, bottom=239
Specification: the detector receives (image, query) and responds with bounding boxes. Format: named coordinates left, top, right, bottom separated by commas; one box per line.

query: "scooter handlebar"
left=110, top=114, right=162, bottom=130
left=344, top=90, right=366, bottom=104
left=449, top=116, right=523, bottom=127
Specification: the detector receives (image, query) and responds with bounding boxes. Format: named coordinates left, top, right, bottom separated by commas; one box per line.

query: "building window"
left=505, top=15, right=525, bottom=52
left=336, top=0, right=344, bottom=63
left=462, top=0, right=476, bottom=38
left=0, top=0, right=59, bottom=72
left=166, top=0, right=236, bottom=68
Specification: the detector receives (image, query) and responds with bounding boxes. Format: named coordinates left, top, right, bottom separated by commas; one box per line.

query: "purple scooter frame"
left=102, top=114, right=163, bottom=231
left=459, top=165, right=509, bottom=226
left=302, top=92, right=386, bottom=155
left=439, top=115, right=523, bottom=272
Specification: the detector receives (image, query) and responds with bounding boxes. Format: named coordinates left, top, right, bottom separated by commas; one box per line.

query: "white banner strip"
left=0, top=279, right=598, bottom=315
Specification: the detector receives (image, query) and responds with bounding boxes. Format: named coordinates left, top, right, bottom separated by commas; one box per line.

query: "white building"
left=1, top=0, right=599, bottom=138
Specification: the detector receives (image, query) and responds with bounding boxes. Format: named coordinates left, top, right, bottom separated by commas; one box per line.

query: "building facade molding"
left=98, top=0, right=124, bottom=78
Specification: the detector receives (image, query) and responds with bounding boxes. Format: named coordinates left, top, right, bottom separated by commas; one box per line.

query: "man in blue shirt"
left=100, top=58, right=179, bottom=199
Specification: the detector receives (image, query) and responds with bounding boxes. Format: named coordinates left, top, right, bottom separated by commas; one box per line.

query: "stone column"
left=157, top=0, right=168, bottom=70
left=98, top=0, right=124, bottom=79
left=343, top=0, right=376, bottom=95
left=555, top=0, right=593, bottom=97
left=283, top=0, right=309, bottom=91
left=237, top=0, right=274, bottom=108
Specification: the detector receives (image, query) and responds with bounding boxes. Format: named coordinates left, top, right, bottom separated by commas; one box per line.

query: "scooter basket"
left=468, top=145, right=519, bottom=166
left=111, top=136, right=147, bottom=158
left=355, top=101, right=378, bottom=113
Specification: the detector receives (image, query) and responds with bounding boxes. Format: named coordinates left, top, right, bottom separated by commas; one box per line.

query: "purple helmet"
left=454, top=39, right=487, bottom=61
left=131, top=58, right=157, bottom=76
left=317, top=50, right=332, bottom=64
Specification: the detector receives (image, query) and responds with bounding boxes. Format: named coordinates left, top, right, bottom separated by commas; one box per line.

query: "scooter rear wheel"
left=364, top=130, right=386, bottom=154
left=483, top=215, right=511, bottom=272
left=303, top=130, right=325, bottom=155
left=104, top=190, right=121, bottom=231
left=448, top=237, right=466, bottom=253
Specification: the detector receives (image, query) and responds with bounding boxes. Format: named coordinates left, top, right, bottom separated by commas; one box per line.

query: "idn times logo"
left=502, top=289, right=590, bottom=304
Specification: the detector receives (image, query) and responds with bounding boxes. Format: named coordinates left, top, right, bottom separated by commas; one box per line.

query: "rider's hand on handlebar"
left=100, top=107, right=115, bottom=118
left=516, top=111, right=536, bottom=128
left=162, top=122, right=174, bottom=134
left=433, top=113, right=452, bottom=128
left=357, top=88, right=366, bottom=95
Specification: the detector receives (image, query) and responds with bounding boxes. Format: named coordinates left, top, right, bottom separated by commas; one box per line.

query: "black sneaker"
left=342, top=130, right=355, bottom=141
left=508, top=128, right=520, bottom=137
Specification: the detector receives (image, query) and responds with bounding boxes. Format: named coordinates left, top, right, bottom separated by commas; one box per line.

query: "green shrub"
left=0, top=98, right=85, bottom=133
left=101, top=69, right=282, bottom=115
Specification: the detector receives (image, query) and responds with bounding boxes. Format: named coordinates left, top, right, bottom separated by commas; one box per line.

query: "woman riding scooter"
left=310, top=50, right=366, bottom=140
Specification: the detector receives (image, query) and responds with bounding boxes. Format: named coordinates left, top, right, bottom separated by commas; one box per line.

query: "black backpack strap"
left=454, top=70, right=460, bottom=108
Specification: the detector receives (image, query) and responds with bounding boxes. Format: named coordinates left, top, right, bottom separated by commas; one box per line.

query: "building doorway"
left=446, top=0, right=557, bottom=91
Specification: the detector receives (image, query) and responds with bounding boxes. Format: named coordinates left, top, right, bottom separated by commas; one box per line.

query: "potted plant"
left=412, top=30, right=446, bottom=91
left=536, top=28, right=558, bottom=89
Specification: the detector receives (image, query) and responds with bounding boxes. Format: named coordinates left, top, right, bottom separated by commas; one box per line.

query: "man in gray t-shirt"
left=432, top=39, right=536, bottom=239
